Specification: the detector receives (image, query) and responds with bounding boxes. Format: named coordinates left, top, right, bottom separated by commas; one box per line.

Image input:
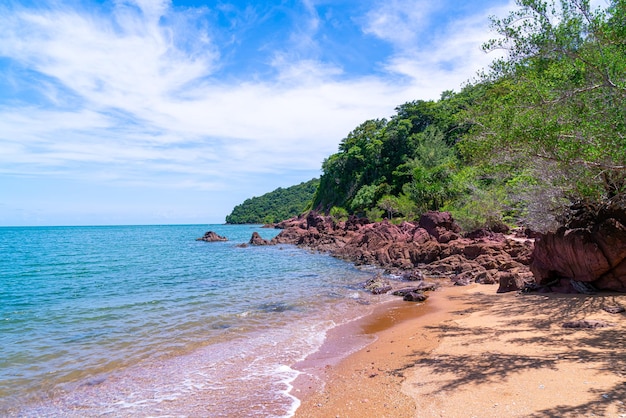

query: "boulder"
left=530, top=205, right=626, bottom=292
left=249, top=232, right=271, bottom=246
left=196, top=231, right=228, bottom=242
left=419, top=211, right=461, bottom=243
left=403, top=292, right=428, bottom=302
left=497, top=272, right=526, bottom=293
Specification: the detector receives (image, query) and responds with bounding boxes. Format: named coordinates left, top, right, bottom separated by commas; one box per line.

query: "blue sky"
left=1, top=0, right=529, bottom=225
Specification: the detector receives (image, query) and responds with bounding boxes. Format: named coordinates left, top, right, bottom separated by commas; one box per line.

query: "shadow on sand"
left=392, top=291, right=626, bottom=417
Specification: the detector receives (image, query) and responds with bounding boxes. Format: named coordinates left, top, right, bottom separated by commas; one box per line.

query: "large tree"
left=464, top=0, right=626, bottom=230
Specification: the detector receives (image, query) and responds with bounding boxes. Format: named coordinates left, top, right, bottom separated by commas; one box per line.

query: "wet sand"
left=293, top=284, right=626, bottom=417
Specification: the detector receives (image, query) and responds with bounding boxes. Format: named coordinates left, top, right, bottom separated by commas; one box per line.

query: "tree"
left=464, top=0, right=626, bottom=229
left=351, top=184, right=379, bottom=213
left=377, top=195, right=401, bottom=220
left=402, top=126, right=459, bottom=213
left=313, top=119, right=386, bottom=210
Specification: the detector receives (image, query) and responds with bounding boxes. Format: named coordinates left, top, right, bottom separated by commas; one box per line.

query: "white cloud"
left=362, top=0, right=440, bottom=47
left=383, top=2, right=515, bottom=93
left=0, top=0, right=517, bottom=197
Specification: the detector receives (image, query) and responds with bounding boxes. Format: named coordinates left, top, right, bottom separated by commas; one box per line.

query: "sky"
left=0, top=0, right=539, bottom=226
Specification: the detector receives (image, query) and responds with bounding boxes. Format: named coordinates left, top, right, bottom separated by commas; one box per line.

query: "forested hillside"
left=225, top=179, right=319, bottom=224
left=228, top=0, right=625, bottom=232
left=313, top=0, right=625, bottom=232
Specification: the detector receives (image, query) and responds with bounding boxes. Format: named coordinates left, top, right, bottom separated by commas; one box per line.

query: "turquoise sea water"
left=0, top=224, right=388, bottom=417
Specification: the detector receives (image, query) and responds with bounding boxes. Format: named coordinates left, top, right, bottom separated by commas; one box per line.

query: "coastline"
left=292, top=283, right=626, bottom=417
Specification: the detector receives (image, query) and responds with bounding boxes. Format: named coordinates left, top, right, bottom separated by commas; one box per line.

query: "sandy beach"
left=293, top=283, right=626, bottom=417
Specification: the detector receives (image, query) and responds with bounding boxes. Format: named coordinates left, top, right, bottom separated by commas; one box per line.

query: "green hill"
left=227, top=1, right=625, bottom=232
left=225, top=178, right=319, bottom=224
left=310, top=0, right=625, bottom=232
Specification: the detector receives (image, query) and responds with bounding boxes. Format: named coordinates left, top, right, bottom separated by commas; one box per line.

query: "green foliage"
left=329, top=206, right=349, bottom=222
left=351, top=184, right=380, bottom=213
left=401, top=126, right=460, bottom=214
left=365, top=207, right=384, bottom=222
left=464, top=0, right=626, bottom=229
left=313, top=96, right=469, bottom=217
left=225, top=178, right=319, bottom=224
left=377, top=195, right=401, bottom=220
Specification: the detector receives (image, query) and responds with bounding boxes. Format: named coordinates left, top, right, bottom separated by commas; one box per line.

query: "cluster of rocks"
left=203, top=203, right=626, bottom=297
left=251, top=211, right=536, bottom=296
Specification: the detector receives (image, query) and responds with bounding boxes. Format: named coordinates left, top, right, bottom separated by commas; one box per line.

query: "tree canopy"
left=463, top=0, right=626, bottom=230
left=225, top=179, right=319, bottom=224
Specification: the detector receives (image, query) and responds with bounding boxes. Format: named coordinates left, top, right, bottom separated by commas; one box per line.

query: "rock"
left=393, top=287, right=422, bottom=296
left=452, top=274, right=472, bottom=286
left=497, top=272, right=528, bottom=293
left=364, top=276, right=392, bottom=295
left=249, top=232, right=271, bottom=246
left=418, top=211, right=461, bottom=242
left=401, top=270, right=425, bottom=281
left=475, top=270, right=498, bottom=284
left=562, top=320, right=615, bottom=329
left=415, top=282, right=439, bottom=292
left=603, top=305, right=625, bottom=314
left=371, top=285, right=392, bottom=295
left=403, top=292, right=428, bottom=302
left=270, top=211, right=534, bottom=291
left=530, top=204, right=626, bottom=292
left=196, top=231, right=228, bottom=242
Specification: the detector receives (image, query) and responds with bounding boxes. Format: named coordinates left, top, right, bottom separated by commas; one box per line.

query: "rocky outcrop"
left=245, top=204, right=626, bottom=295
left=530, top=203, right=626, bottom=292
left=264, top=211, right=535, bottom=294
left=197, top=231, right=228, bottom=242
left=249, top=232, right=271, bottom=246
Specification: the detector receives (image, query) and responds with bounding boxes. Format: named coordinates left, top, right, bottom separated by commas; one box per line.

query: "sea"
left=0, top=224, right=393, bottom=417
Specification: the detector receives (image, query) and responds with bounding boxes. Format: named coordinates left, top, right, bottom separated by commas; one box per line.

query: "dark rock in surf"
left=249, top=232, right=271, bottom=246
left=197, top=231, right=228, bottom=242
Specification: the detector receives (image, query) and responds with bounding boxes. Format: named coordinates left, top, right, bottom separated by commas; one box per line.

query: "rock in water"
left=197, top=231, right=228, bottom=242
left=364, top=276, right=392, bottom=295
left=249, top=232, right=271, bottom=246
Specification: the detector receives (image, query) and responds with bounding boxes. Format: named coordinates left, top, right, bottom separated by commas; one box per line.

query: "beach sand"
left=293, top=284, right=626, bottom=418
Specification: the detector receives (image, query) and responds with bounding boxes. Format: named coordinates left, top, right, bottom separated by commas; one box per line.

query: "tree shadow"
left=392, top=290, right=626, bottom=415
left=393, top=351, right=559, bottom=391
left=528, top=381, right=626, bottom=417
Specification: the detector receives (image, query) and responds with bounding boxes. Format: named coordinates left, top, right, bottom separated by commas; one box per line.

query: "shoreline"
left=292, top=283, right=468, bottom=417
left=292, top=283, right=626, bottom=417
